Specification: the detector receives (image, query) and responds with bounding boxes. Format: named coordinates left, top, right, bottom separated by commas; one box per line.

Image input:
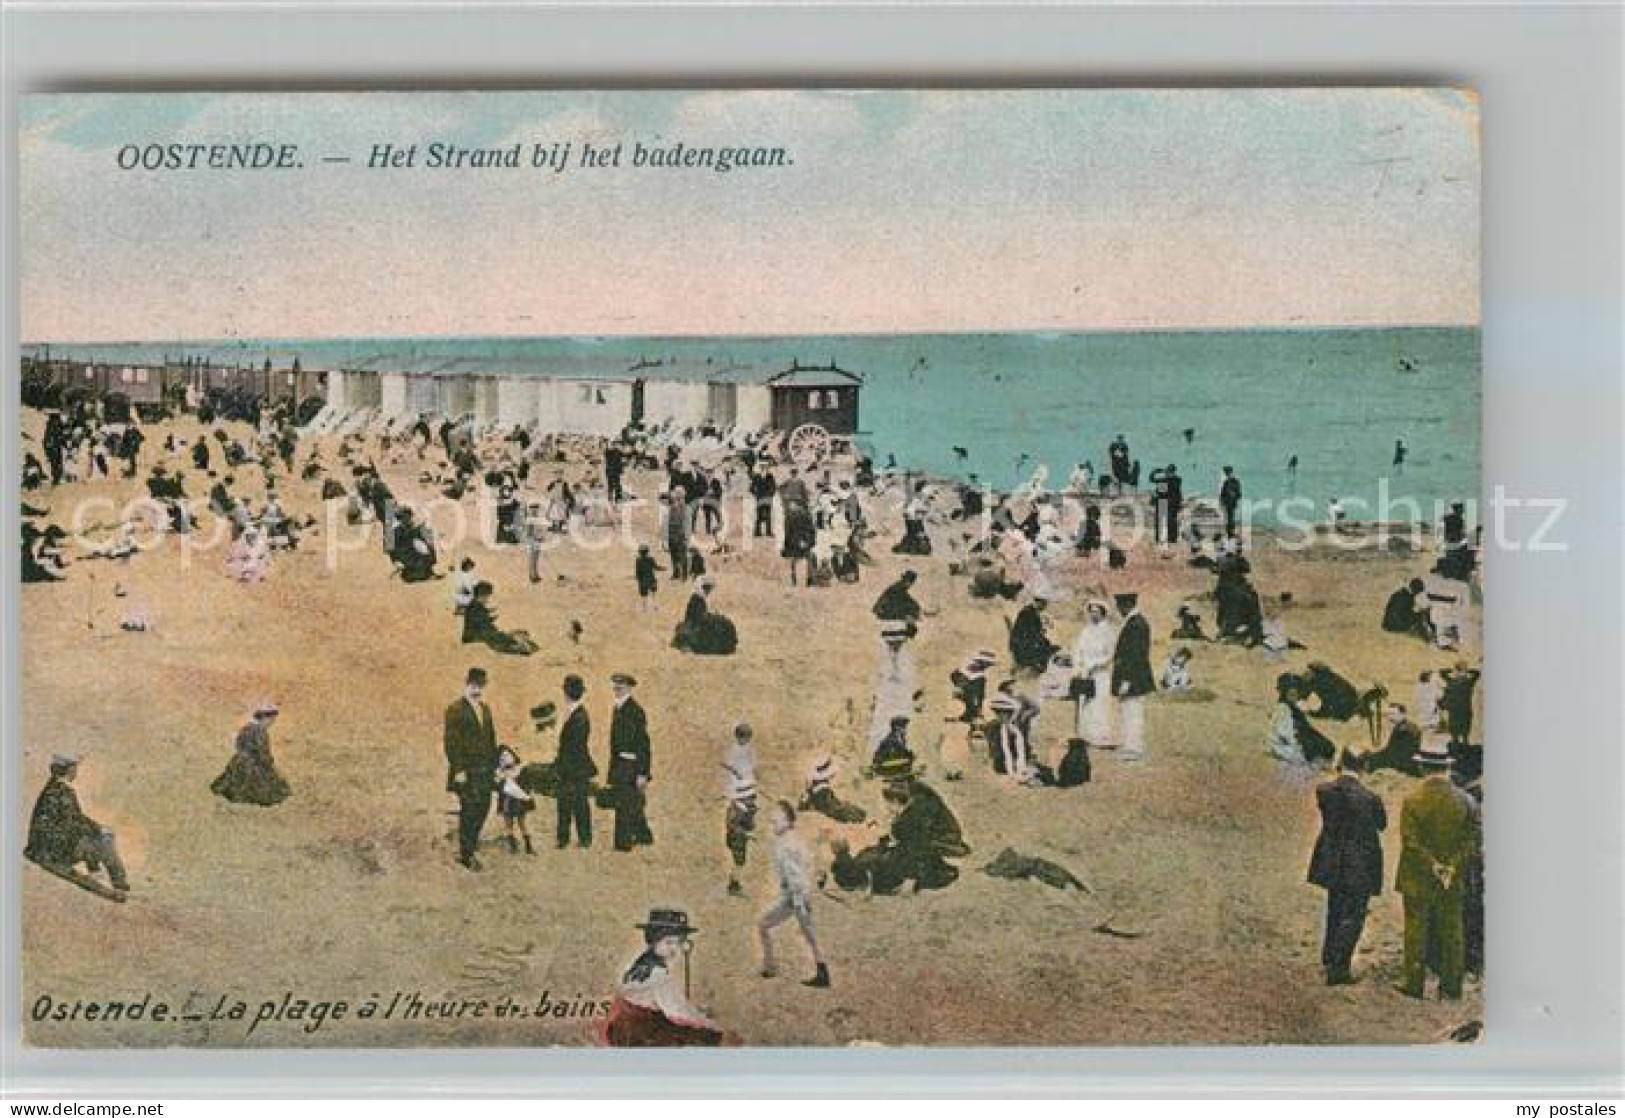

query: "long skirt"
left=602, top=998, right=722, bottom=1047
left=1075, top=668, right=1114, bottom=742
left=211, top=752, right=290, bottom=806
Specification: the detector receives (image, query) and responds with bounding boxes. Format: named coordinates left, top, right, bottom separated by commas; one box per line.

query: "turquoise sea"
left=25, top=327, right=1480, bottom=520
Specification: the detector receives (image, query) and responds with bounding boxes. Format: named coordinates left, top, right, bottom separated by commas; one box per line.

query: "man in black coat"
left=604, top=443, right=625, bottom=504
left=43, top=411, right=65, bottom=484
left=1150, top=464, right=1183, bottom=546
left=1219, top=466, right=1243, bottom=537
left=1439, top=663, right=1481, bottom=748
left=553, top=674, right=597, bottom=849
left=749, top=467, right=777, bottom=538
left=444, top=667, right=499, bottom=870
left=608, top=673, right=654, bottom=851
left=1308, top=764, right=1387, bottom=984
left=1110, top=593, right=1155, bottom=760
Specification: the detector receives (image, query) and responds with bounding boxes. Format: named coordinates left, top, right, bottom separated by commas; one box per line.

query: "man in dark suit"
left=608, top=672, right=654, bottom=851
left=554, top=674, right=597, bottom=849
left=1308, top=764, right=1387, bottom=984
left=1110, top=592, right=1155, bottom=760
left=1219, top=466, right=1243, bottom=537
left=444, top=666, right=498, bottom=870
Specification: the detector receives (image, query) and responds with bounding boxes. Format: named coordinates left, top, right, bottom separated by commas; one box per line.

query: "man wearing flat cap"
left=444, top=667, right=499, bottom=870
left=25, top=754, right=129, bottom=895
left=608, top=673, right=654, bottom=851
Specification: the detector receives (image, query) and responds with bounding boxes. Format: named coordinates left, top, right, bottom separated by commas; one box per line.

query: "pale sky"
left=20, top=89, right=1480, bottom=340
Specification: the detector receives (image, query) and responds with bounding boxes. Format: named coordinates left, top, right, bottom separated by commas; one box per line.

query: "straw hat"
left=635, top=909, right=699, bottom=938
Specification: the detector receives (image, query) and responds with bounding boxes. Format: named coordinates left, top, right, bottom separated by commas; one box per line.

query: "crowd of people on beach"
left=20, top=390, right=1485, bottom=1042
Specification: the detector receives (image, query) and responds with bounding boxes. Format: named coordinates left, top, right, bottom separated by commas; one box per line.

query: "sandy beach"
left=20, top=411, right=1483, bottom=1047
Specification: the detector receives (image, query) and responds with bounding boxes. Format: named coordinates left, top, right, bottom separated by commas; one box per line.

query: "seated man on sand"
left=462, top=581, right=539, bottom=656
left=1382, top=578, right=1435, bottom=641
left=25, top=753, right=130, bottom=896
left=832, top=755, right=969, bottom=895
left=1340, top=703, right=1424, bottom=778
left=388, top=508, right=439, bottom=582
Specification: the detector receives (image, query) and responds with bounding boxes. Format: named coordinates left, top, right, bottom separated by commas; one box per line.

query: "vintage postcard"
left=18, top=90, right=1481, bottom=1047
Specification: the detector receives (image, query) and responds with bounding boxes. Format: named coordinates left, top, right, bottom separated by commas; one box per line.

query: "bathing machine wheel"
left=787, top=423, right=831, bottom=465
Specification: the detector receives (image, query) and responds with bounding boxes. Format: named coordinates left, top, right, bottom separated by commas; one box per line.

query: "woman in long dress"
left=1072, top=599, right=1117, bottom=743
left=211, top=702, right=290, bottom=806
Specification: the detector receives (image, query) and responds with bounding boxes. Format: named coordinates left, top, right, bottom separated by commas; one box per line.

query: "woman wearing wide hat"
left=603, top=909, right=730, bottom=1047
left=210, top=701, right=290, bottom=806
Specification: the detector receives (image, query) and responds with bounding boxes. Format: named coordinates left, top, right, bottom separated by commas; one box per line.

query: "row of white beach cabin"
left=314, top=353, right=862, bottom=440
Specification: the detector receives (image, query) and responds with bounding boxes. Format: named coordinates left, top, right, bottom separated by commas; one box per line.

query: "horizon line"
left=22, top=320, right=1481, bottom=349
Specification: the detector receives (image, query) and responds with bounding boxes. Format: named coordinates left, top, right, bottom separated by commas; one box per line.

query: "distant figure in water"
left=1108, top=434, right=1132, bottom=493
left=1393, top=438, right=1408, bottom=474
left=1286, top=454, right=1299, bottom=491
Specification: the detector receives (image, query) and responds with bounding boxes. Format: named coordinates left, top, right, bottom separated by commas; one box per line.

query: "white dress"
left=1268, top=702, right=1305, bottom=764
left=868, top=641, right=918, bottom=749
left=1072, top=620, right=1117, bottom=742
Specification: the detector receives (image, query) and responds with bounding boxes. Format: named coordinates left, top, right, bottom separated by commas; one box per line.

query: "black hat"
left=466, top=667, right=488, bottom=686
left=1114, top=592, right=1138, bottom=609
left=529, top=701, right=559, bottom=728
left=635, top=908, right=698, bottom=937
left=611, top=672, right=638, bottom=687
